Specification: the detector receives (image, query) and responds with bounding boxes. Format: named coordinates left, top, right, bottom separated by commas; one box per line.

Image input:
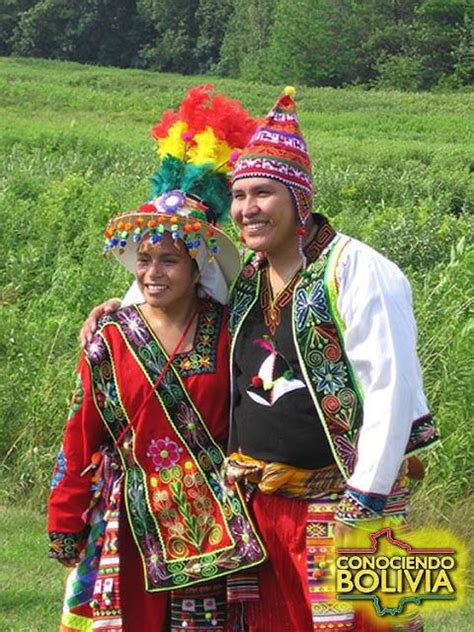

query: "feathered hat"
left=231, top=86, right=313, bottom=225
left=103, top=85, right=258, bottom=303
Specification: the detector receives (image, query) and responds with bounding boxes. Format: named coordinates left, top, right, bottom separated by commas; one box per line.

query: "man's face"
left=230, top=177, right=298, bottom=255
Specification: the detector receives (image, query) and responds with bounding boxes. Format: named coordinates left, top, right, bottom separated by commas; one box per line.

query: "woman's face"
left=135, top=232, right=199, bottom=310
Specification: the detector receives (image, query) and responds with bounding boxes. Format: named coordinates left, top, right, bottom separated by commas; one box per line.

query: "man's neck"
left=266, top=216, right=317, bottom=276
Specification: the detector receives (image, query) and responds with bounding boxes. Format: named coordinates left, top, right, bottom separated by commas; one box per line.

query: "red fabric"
left=48, top=356, right=107, bottom=534
left=247, top=491, right=313, bottom=632
left=247, top=491, right=392, bottom=632
left=120, top=512, right=169, bottom=630
left=48, top=305, right=231, bottom=628
left=48, top=309, right=230, bottom=536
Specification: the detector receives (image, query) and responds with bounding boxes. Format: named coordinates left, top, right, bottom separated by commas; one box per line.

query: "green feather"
left=149, top=156, right=231, bottom=223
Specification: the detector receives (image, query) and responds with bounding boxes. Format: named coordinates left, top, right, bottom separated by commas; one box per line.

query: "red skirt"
left=246, top=491, right=419, bottom=632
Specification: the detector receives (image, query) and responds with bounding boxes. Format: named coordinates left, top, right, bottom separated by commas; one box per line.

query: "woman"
left=48, top=87, right=266, bottom=632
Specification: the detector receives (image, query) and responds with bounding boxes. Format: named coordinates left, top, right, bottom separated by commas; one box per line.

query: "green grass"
left=0, top=56, right=473, bottom=629
left=0, top=505, right=65, bottom=631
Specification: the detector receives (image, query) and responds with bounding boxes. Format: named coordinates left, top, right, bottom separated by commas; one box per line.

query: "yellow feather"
left=188, top=127, right=232, bottom=171
left=156, top=121, right=188, bottom=159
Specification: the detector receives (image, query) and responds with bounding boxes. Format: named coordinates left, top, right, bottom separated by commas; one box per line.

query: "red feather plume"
left=150, top=85, right=258, bottom=150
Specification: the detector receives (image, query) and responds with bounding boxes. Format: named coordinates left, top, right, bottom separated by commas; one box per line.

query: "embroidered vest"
left=229, top=234, right=438, bottom=479
left=88, top=304, right=266, bottom=592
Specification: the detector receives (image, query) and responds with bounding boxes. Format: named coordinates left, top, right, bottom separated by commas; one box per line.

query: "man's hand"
left=80, top=298, right=121, bottom=348
left=334, top=521, right=356, bottom=549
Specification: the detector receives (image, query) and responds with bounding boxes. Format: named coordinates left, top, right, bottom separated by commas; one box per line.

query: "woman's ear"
left=192, top=260, right=201, bottom=285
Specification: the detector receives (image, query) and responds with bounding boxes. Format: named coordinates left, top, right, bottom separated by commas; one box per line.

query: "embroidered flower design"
left=175, top=402, right=206, bottom=444
left=158, top=190, right=185, bottom=214
left=312, top=360, right=347, bottom=395
left=95, top=381, right=118, bottom=410
left=229, top=291, right=253, bottom=333
left=295, top=279, right=330, bottom=331
left=147, top=437, right=182, bottom=470
left=86, top=335, right=106, bottom=362
left=192, top=492, right=213, bottom=514
left=334, top=435, right=357, bottom=474
left=231, top=515, right=261, bottom=561
left=117, top=308, right=150, bottom=346
left=142, top=533, right=168, bottom=585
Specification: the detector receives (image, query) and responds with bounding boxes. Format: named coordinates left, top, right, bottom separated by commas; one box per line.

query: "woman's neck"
left=141, top=294, right=199, bottom=335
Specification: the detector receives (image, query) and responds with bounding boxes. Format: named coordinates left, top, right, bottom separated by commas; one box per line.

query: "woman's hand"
left=80, top=298, right=121, bottom=348
left=57, top=557, right=78, bottom=568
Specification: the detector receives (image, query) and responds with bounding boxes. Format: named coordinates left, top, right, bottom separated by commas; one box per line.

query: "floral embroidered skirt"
left=58, top=490, right=247, bottom=632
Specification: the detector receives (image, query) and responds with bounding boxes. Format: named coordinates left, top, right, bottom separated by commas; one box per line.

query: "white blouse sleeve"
left=121, top=280, right=145, bottom=307
left=335, top=240, right=429, bottom=496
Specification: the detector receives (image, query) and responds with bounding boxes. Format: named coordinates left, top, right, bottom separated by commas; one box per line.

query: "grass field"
left=0, top=56, right=473, bottom=630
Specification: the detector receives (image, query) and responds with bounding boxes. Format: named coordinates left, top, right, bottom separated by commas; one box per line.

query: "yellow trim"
left=60, top=611, right=92, bottom=632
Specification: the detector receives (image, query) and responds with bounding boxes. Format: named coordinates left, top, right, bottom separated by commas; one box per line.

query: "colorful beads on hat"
left=150, top=233, right=162, bottom=245
left=104, top=190, right=222, bottom=259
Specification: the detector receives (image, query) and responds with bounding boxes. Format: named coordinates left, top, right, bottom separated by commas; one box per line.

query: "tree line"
left=1, top=0, right=473, bottom=90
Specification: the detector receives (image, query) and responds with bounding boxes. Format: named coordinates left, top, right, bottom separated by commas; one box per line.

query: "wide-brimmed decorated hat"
left=103, top=85, right=258, bottom=303
left=103, top=191, right=241, bottom=286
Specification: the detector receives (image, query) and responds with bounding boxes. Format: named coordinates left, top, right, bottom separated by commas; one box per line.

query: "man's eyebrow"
left=232, top=184, right=274, bottom=194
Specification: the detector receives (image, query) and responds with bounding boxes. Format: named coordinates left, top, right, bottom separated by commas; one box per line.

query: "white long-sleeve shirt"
left=336, top=237, right=429, bottom=495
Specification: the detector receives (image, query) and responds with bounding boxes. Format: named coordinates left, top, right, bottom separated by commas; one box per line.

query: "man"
left=223, top=87, right=438, bottom=631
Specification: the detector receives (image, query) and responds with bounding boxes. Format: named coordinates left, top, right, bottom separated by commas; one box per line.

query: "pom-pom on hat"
left=231, top=86, right=314, bottom=224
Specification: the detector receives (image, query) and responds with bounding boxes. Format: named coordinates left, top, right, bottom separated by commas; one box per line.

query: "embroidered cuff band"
left=334, top=487, right=387, bottom=527
left=48, top=529, right=89, bottom=561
